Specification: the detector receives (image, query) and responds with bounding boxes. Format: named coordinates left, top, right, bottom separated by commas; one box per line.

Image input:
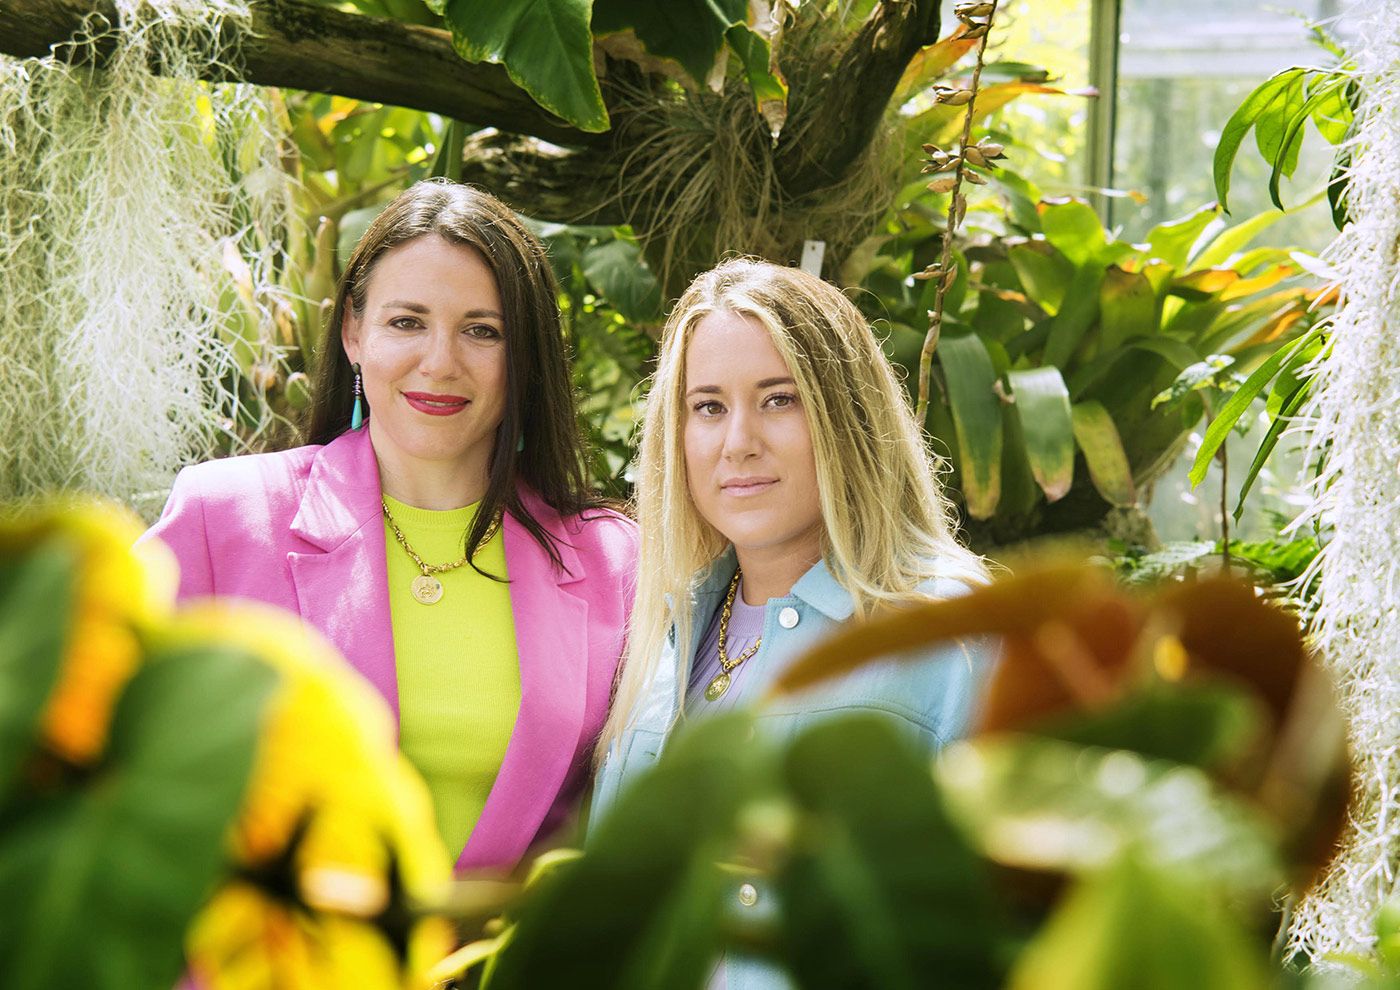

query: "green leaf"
left=1098, top=266, right=1158, bottom=356
left=1254, top=72, right=1306, bottom=183
left=1190, top=209, right=1286, bottom=271
left=1145, top=203, right=1220, bottom=270
left=1008, top=367, right=1075, bottom=502
left=0, top=644, right=279, bottom=990
left=581, top=237, right=663, bottom=323
left=1008, top=243, right=1073, bottom=316
left=1268, top=76, right=1348, bottom=210
left=940, top=735, right=1282, bottom=897
left=1042, top=263, right=1106, bottom=369
left=938, top=334, right=1004, bottom=519
left=430, top=118, right=467, bottom=181
left=1188, top=321, right=1327, bottom=486
left=1038, top=199, right=1106, bottom=267
left=725, top=24, right=789, bottom=138
left=592, top=0, right=745, bottom=88
left=1213, top=67, right=1306, bottom=213
left=1071, top=402, right=1135, bottom=507
left=779, top=716, right=1002, bottom=990
left=489, top=714, right=763, bottom=989
left=1307, top=72, right=1353, bottom=144
left=1233, top=378, right=1310, bottom=521
left=1009, top=855, right=1274, bottom=990
left=1151, top=355, right=1235, bottom=411
left=0, top=544, right=75, bottom=801
left=438, top=0, right=608, bottom=133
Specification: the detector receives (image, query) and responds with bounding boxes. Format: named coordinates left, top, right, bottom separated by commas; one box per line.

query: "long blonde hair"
left=597, top=258, right=988, bottom=761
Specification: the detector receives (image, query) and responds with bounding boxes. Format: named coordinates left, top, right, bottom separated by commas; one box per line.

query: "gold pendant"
left=411, top=574, right=443, bottom=605
left=705, top=671, right=731, bottom=702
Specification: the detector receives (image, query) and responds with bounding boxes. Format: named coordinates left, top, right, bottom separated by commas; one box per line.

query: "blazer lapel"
left=286, top=429, right=399, bottom=719
left=458, top=494, right=588, bottom=872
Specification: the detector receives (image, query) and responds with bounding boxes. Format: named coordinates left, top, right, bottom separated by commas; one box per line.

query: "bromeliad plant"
left=861, top=176, right=1333, bottom=546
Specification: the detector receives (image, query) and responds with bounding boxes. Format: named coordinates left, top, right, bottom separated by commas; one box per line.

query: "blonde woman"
left=590, top=257, right=995, bottom=984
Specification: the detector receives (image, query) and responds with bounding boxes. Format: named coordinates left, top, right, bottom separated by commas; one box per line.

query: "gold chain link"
left=718, top=569, right=762, bottom=673
left=380, top=498, right=502, bottom=576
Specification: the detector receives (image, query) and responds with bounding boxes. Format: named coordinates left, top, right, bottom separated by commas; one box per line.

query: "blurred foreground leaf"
left=0, top=644, right=278, bottom=990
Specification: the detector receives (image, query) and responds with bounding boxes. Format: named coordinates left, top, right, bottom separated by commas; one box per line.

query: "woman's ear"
left=340, top=309, right=361, bottom=364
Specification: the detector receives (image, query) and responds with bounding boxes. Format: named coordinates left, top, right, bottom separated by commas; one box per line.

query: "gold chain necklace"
left=381, top=497, right=502, bottom=605
left=704, top=569, right=762, bottom=702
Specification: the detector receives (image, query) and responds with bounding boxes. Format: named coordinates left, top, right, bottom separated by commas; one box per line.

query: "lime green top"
left=382, top=494, right=521, bottom=857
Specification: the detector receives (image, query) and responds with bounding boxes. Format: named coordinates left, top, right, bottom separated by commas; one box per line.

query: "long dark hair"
left=306, top=179, right=601, bottom=574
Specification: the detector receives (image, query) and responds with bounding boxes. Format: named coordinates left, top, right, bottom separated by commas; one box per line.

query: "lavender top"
left=685, top=579, right=767, bottom=716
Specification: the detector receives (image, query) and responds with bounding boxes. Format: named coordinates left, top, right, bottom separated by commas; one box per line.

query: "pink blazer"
left=143, top=427, right=637, bottom=873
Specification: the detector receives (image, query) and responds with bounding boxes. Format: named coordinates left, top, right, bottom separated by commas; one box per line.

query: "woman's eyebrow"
left=378, top=300, right=504, bottom=320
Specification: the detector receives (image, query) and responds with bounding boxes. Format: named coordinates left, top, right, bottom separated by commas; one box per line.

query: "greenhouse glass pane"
left=1113, top=0, right=1358, bottom=251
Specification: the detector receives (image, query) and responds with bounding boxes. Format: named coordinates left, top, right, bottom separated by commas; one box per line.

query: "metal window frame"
left=1087, top=0, right=1123, bottom=223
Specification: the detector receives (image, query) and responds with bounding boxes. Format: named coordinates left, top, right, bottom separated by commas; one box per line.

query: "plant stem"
left=1220, top=431, right=1231, bottom=575
left=915, top=7, right=999, bottom=426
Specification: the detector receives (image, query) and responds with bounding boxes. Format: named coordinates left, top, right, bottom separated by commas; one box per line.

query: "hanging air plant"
left=1285, top=0, right=1400, bottom=967
left=0, top=0, right=291, bottom=516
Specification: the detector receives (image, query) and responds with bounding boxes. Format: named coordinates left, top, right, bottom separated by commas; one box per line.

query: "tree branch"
left=775, top=0, right=940, bottom=197
left=0, top=0, right=602, bottom=148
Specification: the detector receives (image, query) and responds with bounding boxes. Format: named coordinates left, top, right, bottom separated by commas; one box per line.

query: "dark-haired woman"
left=145, top=180, right=638, bottom=872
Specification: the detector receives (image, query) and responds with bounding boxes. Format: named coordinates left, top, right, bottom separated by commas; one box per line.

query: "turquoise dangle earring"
left=350, top=362, right=365, bottom=430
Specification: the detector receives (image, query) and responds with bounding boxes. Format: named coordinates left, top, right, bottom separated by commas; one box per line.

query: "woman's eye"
left=466, top=324, right=502, bottom=339
left=765, top=392, right=797, bottom=408
left=693, top=400, right=724, bottom=416
left=389, top=316, right=420, bottom=330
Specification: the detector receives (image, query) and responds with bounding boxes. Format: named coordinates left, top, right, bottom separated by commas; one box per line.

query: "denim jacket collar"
left=686, top=548, right=856, bottom=622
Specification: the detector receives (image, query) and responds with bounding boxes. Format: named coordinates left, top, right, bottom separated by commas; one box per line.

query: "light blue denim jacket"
left=591, top=549, right=995, bottom=990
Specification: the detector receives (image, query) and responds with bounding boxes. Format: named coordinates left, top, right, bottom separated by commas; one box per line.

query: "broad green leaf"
left=1307, top=72, right=1352, bottom=144
left=592, top=0, right=745, bottom=88
left=488, top=714, right=764, bottom=989
left=1188, top=321, right=1327, bottom=486
left=0, top=544, right=75, bottom=801
left=1071, top=401, right=1135, bottom=506
left=990, top=169, right=1044, bottom=233
left=1042, top=263, right=1106, bottom=369
left=1039, top=198, right=1106, bottom=267
left=779, top=716, right=1002, bottom=990
left=581, top=237, right=663, bottom=324
left=1008, top=855, right=1273, bottom=990
left=1008, top=367, right=1075, bottom=502
left=938, top=334, right=1004, bottom=519
left=0, top=644, right=279, bottom=990
left=726, top=24, right=789, bottom=138
left=1144, top=203, right=1220, bottom=269
left=1098, top=265, right=1158, bottom=355
left=939, top=735, right=1281, bottom=897
left=1254, top=72, right=1306, bottom=183
left=438, top=0, right=608, bottom=133
left=1067, top=337, right=1199, bottom=399
left=1213, top=67, right=1306, bottom=212
left=998, top=403, right=1042, bottom=520
left=1190, top=209, right=1286, bottom=270
left=1268, top=76, right=1346, bottom=210
left=1008, top=242, right=1073, bottom=315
